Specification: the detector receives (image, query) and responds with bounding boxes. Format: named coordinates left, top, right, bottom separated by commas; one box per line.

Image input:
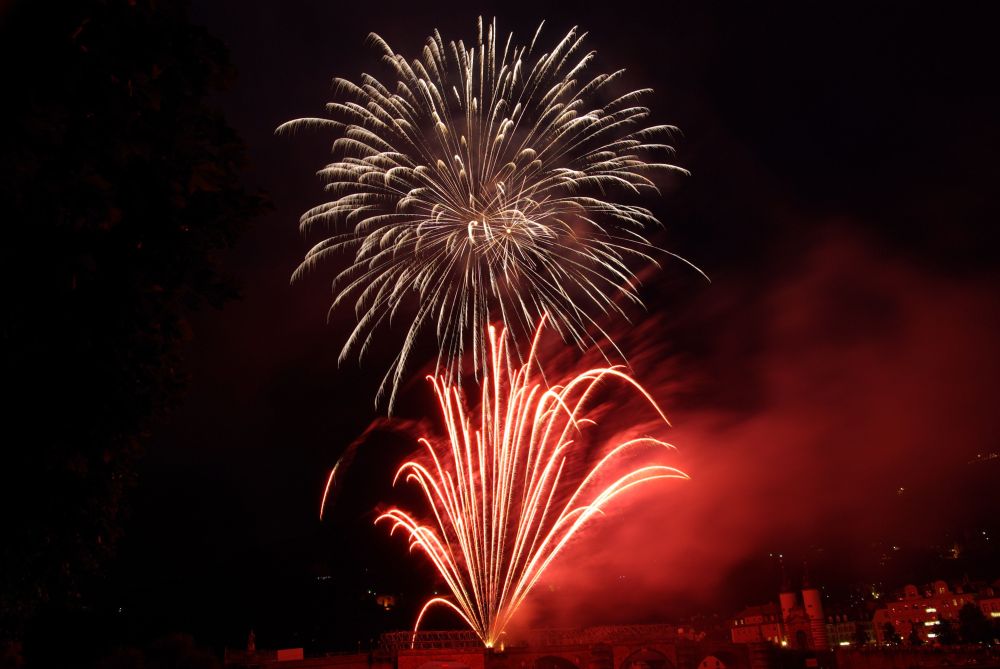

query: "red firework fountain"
left=376, top=318, right=688, bottom=648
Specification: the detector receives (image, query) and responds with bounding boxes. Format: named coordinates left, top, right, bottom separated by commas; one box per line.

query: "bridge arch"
left=620, top=648, right=673, bottom=669
left=698, top=657, right=724, bottom=669
left=698, top=650, right=742, bottom=669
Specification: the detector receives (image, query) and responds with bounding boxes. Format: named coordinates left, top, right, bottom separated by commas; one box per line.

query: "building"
left=729, top=569, right=831, bottom=651
left=730, top=604, right=783, bottom=645
left=824, top=613, right=872, bottom=648
left=870, top=579, right=1000, bottom=645
left=974, top=580, right=1000, bottom=621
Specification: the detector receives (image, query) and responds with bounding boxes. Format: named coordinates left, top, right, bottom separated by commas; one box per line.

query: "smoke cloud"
left=514, top=227, right=1000, bottom=628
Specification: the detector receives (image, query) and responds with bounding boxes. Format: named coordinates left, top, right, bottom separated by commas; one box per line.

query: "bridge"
left=226, top=625, right=755, bottom=669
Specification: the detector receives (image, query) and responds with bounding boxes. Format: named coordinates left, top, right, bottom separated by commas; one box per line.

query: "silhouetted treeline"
left=0, top=0, right=267, bottom=650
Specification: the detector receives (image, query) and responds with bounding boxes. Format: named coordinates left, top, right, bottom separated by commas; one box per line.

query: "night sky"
left=8, top=0, right=1000, bottom=659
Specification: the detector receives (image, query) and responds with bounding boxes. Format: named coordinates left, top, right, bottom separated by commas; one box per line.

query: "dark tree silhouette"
left=936, top=615, right=959, bottom=645
left=90, top=633, right=220, bottom=669
left=882, top=622, right=902, bottom=645
left=0, top=0, right=267, bottom=640
left=958, top=602, right=992, bottom=644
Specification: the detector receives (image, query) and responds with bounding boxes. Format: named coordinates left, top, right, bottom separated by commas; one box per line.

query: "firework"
left=279, top=17, right=697, bottom=409
left=376, top=318, right=687, bottom=647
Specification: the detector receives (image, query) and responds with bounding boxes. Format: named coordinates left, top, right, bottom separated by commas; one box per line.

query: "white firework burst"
left=279, top=17, right=694, bottom=409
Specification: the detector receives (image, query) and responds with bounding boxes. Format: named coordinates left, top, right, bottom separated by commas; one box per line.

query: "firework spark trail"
left=319, top=416, right=429, bottom=520
left=376, top=319, right=688, bottom=647
left=279, top=17, right=700, bottom=409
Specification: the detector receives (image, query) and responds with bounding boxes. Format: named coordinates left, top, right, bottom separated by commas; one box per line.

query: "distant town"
left=225, top=574, right=1000, bottom=669
left=731, top=573, right=999, bottom=648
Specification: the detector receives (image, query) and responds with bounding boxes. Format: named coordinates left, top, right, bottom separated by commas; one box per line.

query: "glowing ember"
left=376, top=318, right=687, bottom=647
left=279, top=17, right=700, bottom=409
